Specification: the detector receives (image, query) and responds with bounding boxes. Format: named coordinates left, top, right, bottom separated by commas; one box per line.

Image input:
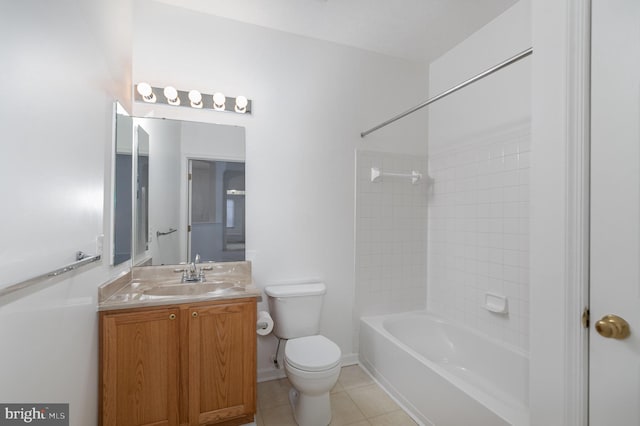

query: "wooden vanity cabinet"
left=100, top=298, right=257, bottom=426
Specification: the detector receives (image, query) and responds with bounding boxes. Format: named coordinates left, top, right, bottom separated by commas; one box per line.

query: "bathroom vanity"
left=98, top=262, right=260, bottom=426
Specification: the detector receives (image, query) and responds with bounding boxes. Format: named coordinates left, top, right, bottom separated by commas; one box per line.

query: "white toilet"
left=264, top=282, right=341, bottom=426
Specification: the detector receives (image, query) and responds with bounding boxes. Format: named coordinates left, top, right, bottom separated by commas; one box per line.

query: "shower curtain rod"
left=360, top=47, right=533, bottom=138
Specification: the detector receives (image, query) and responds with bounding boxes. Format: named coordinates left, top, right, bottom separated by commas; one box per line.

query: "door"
left=590, top=0, right=640, bottom=424
left=187, top=159, right=246, bottom=263
left=187, top=300, right=256, bottom=425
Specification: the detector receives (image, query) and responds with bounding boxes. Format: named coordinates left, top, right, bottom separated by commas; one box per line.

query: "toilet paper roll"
left=256, top=311, right=274, bottom=336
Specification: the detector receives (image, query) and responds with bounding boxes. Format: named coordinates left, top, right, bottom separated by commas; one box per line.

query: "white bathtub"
left=359, top=311, right=529, bottom=426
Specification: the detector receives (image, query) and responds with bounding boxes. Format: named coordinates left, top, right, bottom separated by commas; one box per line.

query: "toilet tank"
left=264, top=282, right=326, bottom=339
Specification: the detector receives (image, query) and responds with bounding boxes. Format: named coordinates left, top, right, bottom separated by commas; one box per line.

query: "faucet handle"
left=194, top=253, right=201, bottom=264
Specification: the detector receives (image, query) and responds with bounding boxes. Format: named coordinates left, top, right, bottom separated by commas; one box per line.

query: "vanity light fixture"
left=163, top=86, right=180, bottom=105
left=212, top=92, right=226, bottom=111
left=136, top=82, right=156, bottom=103
left=188, top=90, right=203, bottom=108
left=133, top=83, right=252, bottom=114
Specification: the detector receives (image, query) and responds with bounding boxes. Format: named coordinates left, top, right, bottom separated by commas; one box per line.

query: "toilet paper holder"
left=256, top=310, right=274, bottom=336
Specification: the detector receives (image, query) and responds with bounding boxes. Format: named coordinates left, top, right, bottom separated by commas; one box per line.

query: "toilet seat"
left=285, top=335, right=341, bottom=372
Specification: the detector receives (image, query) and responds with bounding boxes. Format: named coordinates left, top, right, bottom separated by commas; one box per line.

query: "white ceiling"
left=151, top=0, right=519, bottom=64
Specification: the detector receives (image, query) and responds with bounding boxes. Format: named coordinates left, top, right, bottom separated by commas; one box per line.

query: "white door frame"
left=563, top=0, right=591, bottom=424
left=530, top=0, right=590, bottom=424
left=187, top=159, right=194, bottom=262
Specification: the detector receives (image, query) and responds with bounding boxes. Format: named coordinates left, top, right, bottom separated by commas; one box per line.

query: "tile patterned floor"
left=256, top=365, right=417, bottom=426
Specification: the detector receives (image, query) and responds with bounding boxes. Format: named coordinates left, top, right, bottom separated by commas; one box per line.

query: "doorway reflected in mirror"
left=189, top=160, right=245, bottom=262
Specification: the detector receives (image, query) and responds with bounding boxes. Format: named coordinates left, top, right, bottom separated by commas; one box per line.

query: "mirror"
left=113, top=105, right=133, bottom=266
left=135, top=125, right=150, bottom=259
left=112, top=114, right=246, bottom=267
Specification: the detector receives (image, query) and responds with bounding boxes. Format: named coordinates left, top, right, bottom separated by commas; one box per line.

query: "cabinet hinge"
left=581, top=307, right=590, bottom=329
left=188, top=225, right=191, bottom=232
left=188, top=173, right=192, bottom=180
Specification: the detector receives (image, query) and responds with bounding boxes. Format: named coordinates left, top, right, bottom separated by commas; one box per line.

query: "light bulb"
left=188, top=90, right=202, bottom=108
left=163, top=86, right=180, bottom=105
left=234, top=95, right=248, bottom=113
left=137, top=82, right=152, bottom=97
left=136, top=82, right=156, bottom=103
left=213, top=92, right=226, bottom=111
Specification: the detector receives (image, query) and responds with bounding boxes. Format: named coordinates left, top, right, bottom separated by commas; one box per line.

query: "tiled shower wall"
left=355, top=150, right=428, bottom=318
left=427, top=126, right=531, bottom=352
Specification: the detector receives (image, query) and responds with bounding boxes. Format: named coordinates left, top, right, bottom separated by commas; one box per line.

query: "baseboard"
left=257, top=367, right=286, bottom=383
left=341, top=352, right=359, bottom=366
left=257, top=352, right=359, bottom=382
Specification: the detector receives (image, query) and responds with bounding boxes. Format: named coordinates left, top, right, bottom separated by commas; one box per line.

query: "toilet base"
left=289, top=387, right=331, bottom=426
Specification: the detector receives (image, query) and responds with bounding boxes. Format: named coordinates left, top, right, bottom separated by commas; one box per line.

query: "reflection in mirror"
left=135, top=125, right=150, bottom=259
left=189, top=160, right=245, bottom=262
left=113, top=104, right=133, bottom=266
left=117, top=117, right=245, bottom=266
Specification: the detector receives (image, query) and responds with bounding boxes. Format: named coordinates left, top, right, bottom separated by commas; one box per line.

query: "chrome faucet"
left=182, top=253, right=205, bottom=283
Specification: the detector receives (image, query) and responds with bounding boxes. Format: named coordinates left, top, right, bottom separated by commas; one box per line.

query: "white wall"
left=426, top=0, right=531, bottom=352
left=0, top=0, right=131, bottom=424
left=132, top=0, right=429, bottom=378
left=428, top=0, right=531, bottom=152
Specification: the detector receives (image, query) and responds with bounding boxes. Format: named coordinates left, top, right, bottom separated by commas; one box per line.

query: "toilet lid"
left=285, top=335, right=341, bottom=372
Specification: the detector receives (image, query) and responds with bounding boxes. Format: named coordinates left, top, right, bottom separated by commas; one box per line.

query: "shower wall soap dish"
left=484, top=293, right=508, bottom=314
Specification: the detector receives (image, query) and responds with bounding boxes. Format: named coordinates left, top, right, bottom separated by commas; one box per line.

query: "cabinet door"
left=188, top=300, right=256, bottom=425
left=101, top=308, right=180, bottom=426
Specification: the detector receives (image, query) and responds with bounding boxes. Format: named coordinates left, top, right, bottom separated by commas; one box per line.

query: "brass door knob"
left=595, top=314, right=630, bottom=339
